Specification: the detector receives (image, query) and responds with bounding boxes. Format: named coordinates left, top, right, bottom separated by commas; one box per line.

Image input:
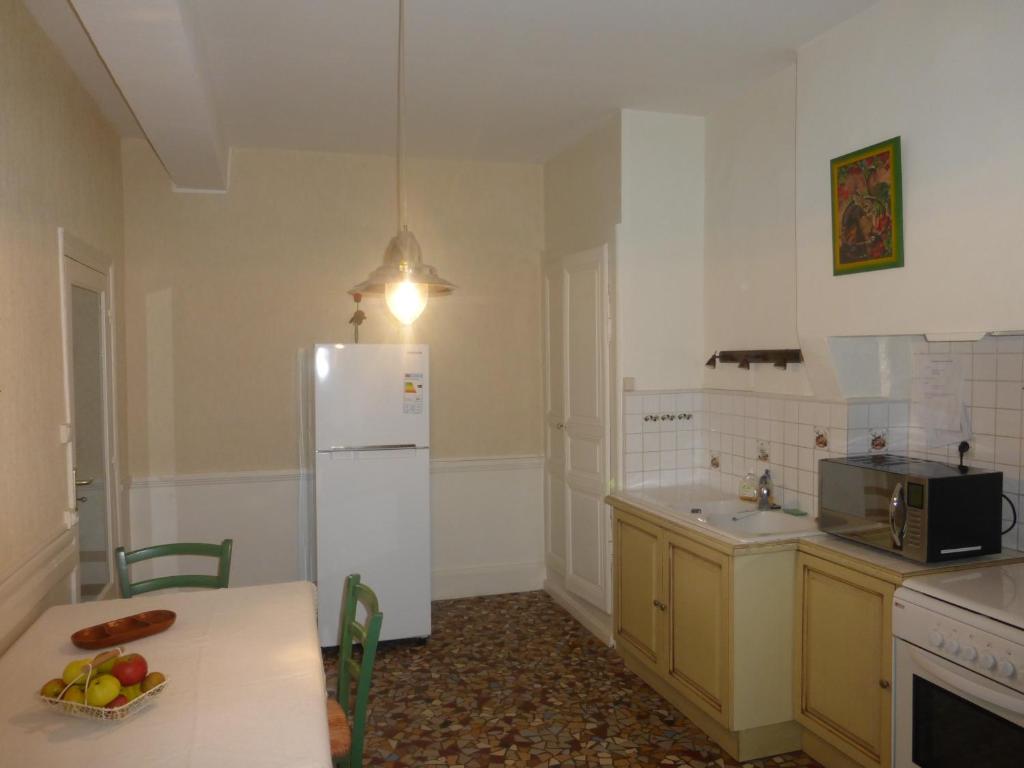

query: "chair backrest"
left=336, top=573, right=383, bottom=768
left=114, top=539, right=233, bottom=598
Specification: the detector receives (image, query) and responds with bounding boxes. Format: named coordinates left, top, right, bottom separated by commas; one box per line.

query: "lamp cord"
left=396, top=0, right=406, bottom=233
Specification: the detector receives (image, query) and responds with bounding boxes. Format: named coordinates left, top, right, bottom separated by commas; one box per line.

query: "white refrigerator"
left=312, top=343, right=431, bottom=645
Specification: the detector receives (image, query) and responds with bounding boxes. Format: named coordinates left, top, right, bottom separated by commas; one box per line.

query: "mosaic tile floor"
left=324, top=590, right=822, bottom=767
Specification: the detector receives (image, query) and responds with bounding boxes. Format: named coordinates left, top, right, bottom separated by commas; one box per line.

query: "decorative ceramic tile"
left=325, top=592, right=822, bottom=767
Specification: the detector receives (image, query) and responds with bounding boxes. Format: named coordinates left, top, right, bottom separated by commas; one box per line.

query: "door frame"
left=542, top=259, right=567, bottom=576
left=58, top=228, right=124, bottom=602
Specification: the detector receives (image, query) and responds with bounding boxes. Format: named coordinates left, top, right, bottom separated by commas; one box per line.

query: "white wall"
left=0, top=0, right=125, bottom=652
left=702, top=66, right=814, bottom=397
left=619, top=110, right=706, bottom=391
left=702, top=0, right=1024, bottom=399
left=796, top=0, right=1024, bottom=340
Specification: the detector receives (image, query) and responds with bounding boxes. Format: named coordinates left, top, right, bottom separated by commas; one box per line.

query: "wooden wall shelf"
left=705, top=349, right=803, bottom=370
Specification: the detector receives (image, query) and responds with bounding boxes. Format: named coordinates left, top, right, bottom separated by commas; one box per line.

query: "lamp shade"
left=349, top=229, right=455, bottom=298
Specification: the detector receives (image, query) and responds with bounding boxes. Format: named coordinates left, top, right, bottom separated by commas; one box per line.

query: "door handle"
left=889, top=481, right=907, bottom=548
left=75, top=477, right=95, bottom=487
left=76, top=496, right=88, bottom=504
left=652, top=599, right=666, bottom=611
left=556, top=423, right=565, bottom=430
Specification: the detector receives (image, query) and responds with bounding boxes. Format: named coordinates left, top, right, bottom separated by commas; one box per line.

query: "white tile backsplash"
left=621, top=363, right=1024, bottom=551
left=905, top=337, right=1024, bottom=550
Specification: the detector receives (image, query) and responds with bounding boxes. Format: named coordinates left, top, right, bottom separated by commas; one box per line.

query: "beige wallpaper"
left=122, top=140, right=545, bottom=475
left=543, top=114, right=621, bottom=260
left=0, top=0, right=125, bottom=583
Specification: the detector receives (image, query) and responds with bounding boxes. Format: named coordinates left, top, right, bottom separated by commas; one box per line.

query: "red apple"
left=105, top=694, right=128, bottom=709
left=111, top=654, right=148, bottom=687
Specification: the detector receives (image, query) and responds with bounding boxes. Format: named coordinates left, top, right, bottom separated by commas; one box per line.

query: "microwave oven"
left=817, top=454, right=1003, bottom=563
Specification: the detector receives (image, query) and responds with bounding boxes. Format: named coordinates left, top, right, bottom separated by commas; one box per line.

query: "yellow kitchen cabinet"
left=611, top=503, right=802, bottom=761
left=664, top=530, right=731, bottom=725
left=794, top=552, right=894, bottom=768
left=613, top=511, right=662, bottom=668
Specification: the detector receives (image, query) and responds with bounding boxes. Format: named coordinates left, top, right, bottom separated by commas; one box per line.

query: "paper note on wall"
left=911, top=354, right=969, bottom=447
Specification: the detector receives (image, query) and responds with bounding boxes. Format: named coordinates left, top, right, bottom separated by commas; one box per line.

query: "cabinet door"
left=613, top=511, right=661, bottom=667
left=665, top=532, right=732, bottom=726
left=795, top=553, right=894, bottom=768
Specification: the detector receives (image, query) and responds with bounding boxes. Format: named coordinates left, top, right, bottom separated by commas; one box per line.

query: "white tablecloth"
left=0, top=581, right=331, bottom=767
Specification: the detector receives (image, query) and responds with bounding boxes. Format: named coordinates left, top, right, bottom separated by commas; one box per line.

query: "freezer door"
left=315, top=448, right=431, bottom=644
left=313, top=343, right=429, bottom=450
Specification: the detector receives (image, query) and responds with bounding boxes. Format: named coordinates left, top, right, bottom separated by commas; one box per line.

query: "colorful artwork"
left=831, top=137, right=903, bottom=275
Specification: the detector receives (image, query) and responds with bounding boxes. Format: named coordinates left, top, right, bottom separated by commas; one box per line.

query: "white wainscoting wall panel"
left=0, top=528, right=77, bottom=655
left=128, top=456, right=545, bottom=600
left=429, top=456, right=545, bottom=600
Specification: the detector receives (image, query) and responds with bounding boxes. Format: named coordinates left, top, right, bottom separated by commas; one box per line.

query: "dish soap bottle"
left=739, top=470, right=758, bottom=501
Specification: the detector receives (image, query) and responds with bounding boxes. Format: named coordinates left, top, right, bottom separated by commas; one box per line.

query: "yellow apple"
left=62, top=659, right=93, bottom=686
left=40, top=679, right=65, bottom=699
left=140, top=671, right=165, bottom=692
left=61, top=686, right=86, bottom=704
left=121, top=683, right=142, bottom=702
left=85, top=674, right=121, bottom=707
left=92, top=649, right=121, bottom=675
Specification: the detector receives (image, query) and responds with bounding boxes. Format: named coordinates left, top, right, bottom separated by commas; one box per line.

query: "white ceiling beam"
left=70, top=0, right=228, bottom=191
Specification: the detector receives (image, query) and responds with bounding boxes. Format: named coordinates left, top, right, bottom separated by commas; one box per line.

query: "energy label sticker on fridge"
left=403, top=372, right=424, bottom=414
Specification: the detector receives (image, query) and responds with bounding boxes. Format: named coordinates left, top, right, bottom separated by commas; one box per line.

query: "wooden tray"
left=71, top=610, right=176, bottom=650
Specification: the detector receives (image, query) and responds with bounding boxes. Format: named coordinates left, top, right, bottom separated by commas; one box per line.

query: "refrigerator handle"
left=317, top=444, right=426, bottom=453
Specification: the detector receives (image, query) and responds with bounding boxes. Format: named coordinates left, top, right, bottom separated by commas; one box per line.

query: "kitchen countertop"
left=607, top=485, right=816, bottom=555
left=608, top=485, right=1024, bottom=575
left=798, top=533, right=1024, bottom=584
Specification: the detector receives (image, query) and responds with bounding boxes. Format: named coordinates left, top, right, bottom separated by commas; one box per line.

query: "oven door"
left=894, top=639, right=1024, bottom=767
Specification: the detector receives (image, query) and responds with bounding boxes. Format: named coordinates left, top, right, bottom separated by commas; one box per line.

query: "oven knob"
left=944, top=638, right=960, bottom=655
left=961, top=645, right=978, bottom=662
left=928, top=631, right=944, bottom=648
left=980, top=652, right=997, bottom=670
left=997, top=660, right=1016, bottom=678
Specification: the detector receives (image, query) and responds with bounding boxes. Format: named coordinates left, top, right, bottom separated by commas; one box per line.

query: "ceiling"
left=26, top=0, right=877, bottom=190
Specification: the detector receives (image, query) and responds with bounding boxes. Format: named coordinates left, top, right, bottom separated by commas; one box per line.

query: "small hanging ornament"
left=348, top=292, right=366, bottom=343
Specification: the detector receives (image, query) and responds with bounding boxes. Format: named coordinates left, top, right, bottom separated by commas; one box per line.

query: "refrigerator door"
left=315, top=447, right=431, bottom=644
left=313, top=343, right=429, bottom=450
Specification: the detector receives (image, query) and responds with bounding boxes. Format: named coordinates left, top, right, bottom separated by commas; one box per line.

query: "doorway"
left=60, top=230, right=121, bottom=601
left=543, top=245, right=612, bottom=614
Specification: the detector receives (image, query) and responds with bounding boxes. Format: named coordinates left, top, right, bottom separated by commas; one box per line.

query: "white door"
left=562, top=247, right=610, bottom=611
left=543, top=261, right=566, bottom=575
left=544, top=246, right=610, bottom=612
left=59, top=230, right=122, bottom=602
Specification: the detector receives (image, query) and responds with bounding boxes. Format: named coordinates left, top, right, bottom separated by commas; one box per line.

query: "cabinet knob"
left=879, top=679, right=890, bottom=690
left=555, top=422, right=565, bottom=430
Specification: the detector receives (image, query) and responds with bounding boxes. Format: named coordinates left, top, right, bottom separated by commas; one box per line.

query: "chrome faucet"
left=756, top=469, right=772, bottom=510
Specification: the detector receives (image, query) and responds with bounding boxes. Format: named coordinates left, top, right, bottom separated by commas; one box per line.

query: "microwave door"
left=820, top=466, right=903, bottom=553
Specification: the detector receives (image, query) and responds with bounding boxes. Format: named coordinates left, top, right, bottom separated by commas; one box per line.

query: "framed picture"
left=830, top=136, right=903, bottom=276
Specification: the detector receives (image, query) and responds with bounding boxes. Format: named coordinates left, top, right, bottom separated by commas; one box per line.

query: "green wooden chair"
left=114, top=539, right=233, bottom=598
left=327, top=573, right=383, bottom=768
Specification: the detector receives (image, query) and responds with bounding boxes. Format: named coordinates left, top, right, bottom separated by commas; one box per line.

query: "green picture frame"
left=830, top=136, right=903, bottom=276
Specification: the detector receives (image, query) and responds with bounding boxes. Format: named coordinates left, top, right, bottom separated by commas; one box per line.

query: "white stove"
left=892, top=563, right=1024, bottom=766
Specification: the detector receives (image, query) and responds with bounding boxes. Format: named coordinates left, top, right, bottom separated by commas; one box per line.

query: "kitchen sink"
left=697, top=508, right=820, bottom=539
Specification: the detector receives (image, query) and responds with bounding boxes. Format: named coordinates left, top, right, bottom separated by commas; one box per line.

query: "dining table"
left=0, top=580, right=332, bottom=767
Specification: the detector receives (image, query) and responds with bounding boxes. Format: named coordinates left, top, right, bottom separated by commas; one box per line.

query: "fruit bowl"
left=38, top=679, right=168, bottom=722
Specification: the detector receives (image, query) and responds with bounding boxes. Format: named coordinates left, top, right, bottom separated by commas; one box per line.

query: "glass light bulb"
left=385, top=279, right=428, bottom=325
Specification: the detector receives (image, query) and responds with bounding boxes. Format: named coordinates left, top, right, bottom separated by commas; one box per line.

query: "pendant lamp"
left=348, top=0, right=455, bottom=325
